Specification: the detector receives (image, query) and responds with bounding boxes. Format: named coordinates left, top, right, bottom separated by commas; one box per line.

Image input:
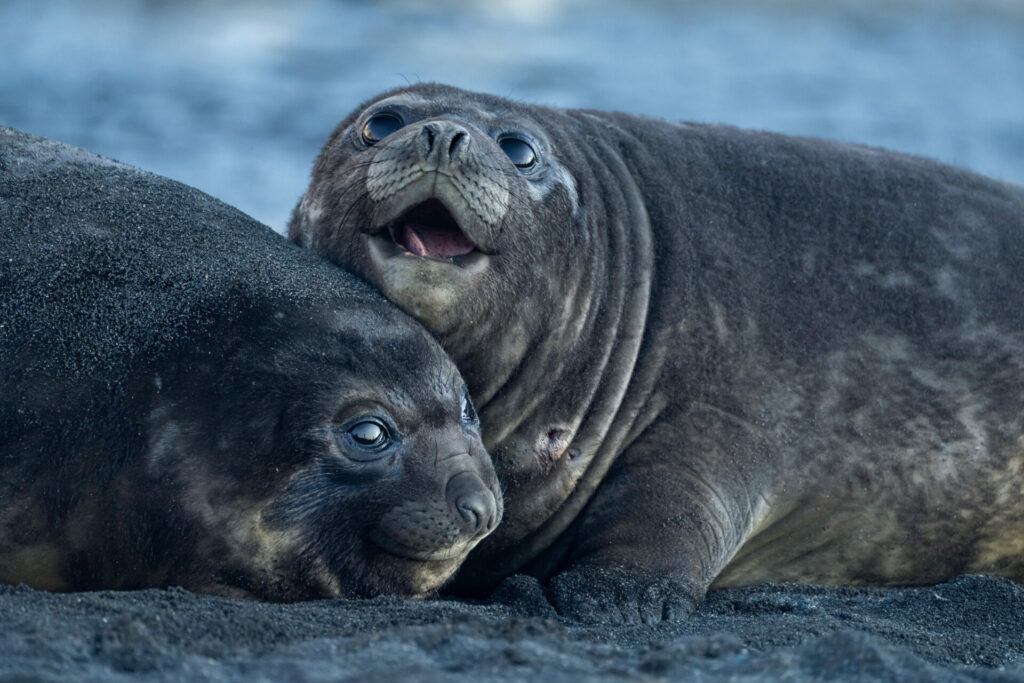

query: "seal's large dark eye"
left=348, top=418, right=390, bottom=449
left=362, top=113, right=403, bottom=144
left=498, top=136, right=537, bottom=169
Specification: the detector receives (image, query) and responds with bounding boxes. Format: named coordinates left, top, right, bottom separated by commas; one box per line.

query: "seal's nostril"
left=448, top=131, right=467, bottom=159
left=458, top=501, right=479, bottom=529
left=421, top=125, right=436, bottom=157
left=484, top=506, right=499, bottom=532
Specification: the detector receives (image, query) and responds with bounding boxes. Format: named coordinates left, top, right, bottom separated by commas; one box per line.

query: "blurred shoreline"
left=2, top=0, right=1021, bottom=230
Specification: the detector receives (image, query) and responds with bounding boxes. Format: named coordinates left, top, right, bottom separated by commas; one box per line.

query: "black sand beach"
left=2, top=575, right=1022, bottom=681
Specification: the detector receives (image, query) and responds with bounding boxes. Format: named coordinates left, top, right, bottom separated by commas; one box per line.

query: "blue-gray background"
left=2, top=0, right=1022, bottom=232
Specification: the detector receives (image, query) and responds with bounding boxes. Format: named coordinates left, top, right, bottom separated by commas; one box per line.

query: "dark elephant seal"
left=290, top=84, right=1024, bottom=622
left=0, top=126, right=501, bottom=601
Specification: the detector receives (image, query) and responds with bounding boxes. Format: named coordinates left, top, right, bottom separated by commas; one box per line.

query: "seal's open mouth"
left=385, top=199, right=477, bottom=261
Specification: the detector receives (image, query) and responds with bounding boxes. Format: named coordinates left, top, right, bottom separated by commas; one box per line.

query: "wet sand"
left=2, top=575, right=1022, bottom=681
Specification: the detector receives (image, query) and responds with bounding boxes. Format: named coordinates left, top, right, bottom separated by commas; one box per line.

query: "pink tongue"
left=402, top=221, right=475, bottom=259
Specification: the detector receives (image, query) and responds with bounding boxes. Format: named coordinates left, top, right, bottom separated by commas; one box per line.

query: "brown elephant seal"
left=0, top=126, right=501, bottom=601
left=290, top=84, right=1024, bottom=623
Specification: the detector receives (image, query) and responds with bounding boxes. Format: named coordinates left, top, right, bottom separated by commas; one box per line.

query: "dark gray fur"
left=0, top=126, right=500, bottom=600
left=291, top=84, right=1024, bottom=623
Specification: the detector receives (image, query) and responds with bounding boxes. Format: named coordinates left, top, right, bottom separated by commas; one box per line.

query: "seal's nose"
left=420, top=121, right=470, bottom=164
left=446, top=471, right=498, bottom=536
left=456, top=489, right=497, bottom=534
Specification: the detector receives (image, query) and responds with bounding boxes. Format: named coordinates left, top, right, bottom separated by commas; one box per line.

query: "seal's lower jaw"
left=365, top=232, right=488, bottom=336
left=370, top=534, right=480, bottom=564
left=367, top=537, right=481, bottom=596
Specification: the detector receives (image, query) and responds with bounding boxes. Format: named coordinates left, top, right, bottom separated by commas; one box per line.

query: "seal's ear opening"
left=387, top=198, right=477, bottom=259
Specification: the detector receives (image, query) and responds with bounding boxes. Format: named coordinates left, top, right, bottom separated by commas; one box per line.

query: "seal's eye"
left=362, top=113, right=403, bottom=144
left=498, top=136, right=537, bottom=169
left=349, top=419, right=390, bottom=449
left=461, top=390, right=478, bottom=426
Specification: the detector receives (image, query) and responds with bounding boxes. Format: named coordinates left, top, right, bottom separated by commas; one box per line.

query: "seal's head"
left=289, top=83, right=581, bottom=348
left=140, top=301, right=502, bottom=601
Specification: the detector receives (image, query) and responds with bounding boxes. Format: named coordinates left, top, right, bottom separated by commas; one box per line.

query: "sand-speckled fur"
left=0, top=126, right=501, bottom=600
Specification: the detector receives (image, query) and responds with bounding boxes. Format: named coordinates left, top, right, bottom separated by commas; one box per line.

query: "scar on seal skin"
left=291, top=83, right=1024, bottom=623
left=0, top=126, right=501, bottom=601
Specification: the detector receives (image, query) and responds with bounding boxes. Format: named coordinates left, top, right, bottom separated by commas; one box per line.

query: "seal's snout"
left=447, top=471, right=499, bottom=536
left=363, top=115, right=509, bottom=264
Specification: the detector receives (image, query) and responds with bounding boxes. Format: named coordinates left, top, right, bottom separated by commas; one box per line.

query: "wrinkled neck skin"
left=447, top=114, right=665, bottom=586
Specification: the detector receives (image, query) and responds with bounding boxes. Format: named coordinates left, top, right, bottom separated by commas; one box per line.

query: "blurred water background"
left=1, top=0, right=1022, bottom=231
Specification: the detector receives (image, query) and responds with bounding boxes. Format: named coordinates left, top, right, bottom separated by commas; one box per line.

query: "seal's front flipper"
left=542, top=415, right=769, bottom=623
left=546, top=564, right=699, bottom=624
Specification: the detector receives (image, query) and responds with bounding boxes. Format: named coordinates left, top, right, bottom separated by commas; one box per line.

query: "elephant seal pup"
left=290, top=84, right=1024, bottom=622
left=0, top=126, right=501, bottom=601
